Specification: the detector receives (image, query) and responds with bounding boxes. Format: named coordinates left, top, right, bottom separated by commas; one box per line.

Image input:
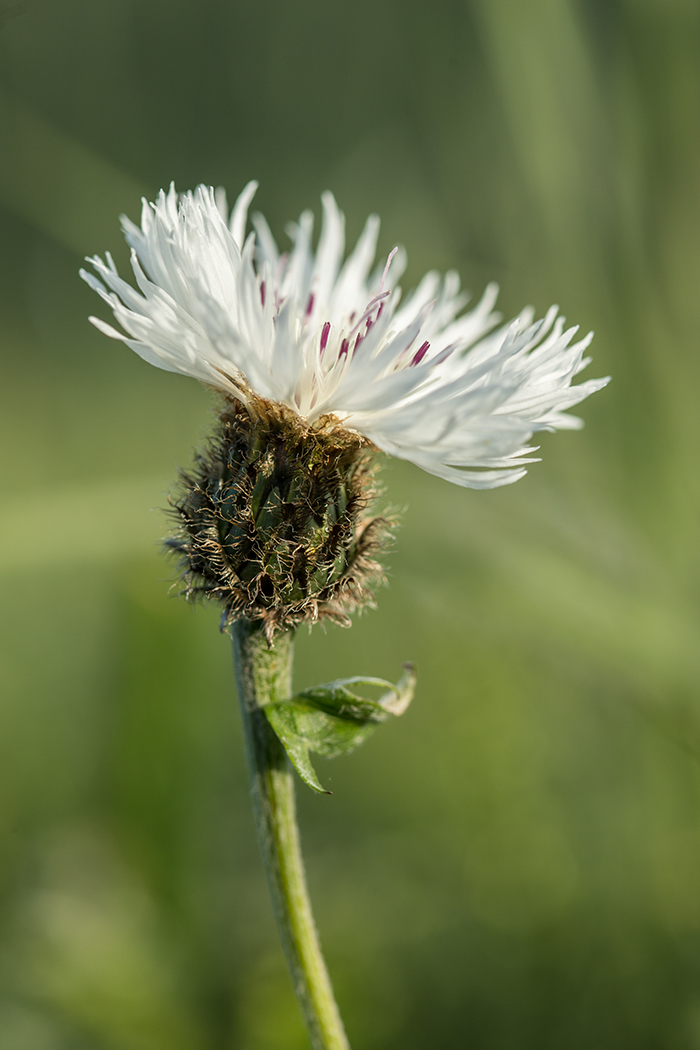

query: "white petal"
left=229, top=180, right=258, bottom=247
left=83, top=182, right=609, bottom=490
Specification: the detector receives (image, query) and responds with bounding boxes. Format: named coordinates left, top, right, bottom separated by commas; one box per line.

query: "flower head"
left=81, top=184, right=609, bottom=638
left=81, top=182, right=609, bottom=490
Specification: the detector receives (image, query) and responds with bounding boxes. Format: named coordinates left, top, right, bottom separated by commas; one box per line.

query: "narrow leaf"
left=265, top=703, right=330, bottom=794
left=264, top=664, right=416, bottom=792
left=294, top=664, right=416, bottom=721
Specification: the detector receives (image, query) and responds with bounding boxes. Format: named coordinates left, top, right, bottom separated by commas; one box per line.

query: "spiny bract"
left=167, top=393, right=390, bottom=640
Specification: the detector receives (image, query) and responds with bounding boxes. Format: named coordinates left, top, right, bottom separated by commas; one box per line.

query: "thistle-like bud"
left=167, top=392, right=391, bottom=641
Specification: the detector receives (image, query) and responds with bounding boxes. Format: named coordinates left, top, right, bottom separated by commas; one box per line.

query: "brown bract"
left=166, top=393, right=393, bottom=642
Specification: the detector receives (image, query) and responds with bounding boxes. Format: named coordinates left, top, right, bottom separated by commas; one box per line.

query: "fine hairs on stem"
left=232, top=620, right=351, bottom=1050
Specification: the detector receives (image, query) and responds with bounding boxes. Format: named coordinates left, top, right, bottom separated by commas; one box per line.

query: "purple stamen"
left=339, top=337, right=350, bottom=359
left=260, top=281, right=266, bottom=307
left=348, top=290, right=390, bottom=339
left=378, top=247, right=398, bottom=293
left=411, top=341, right=430, bottom=366
left=320, top=321, right=331, bottom=353
left=306, top=292, right=315, bottom=318
left=434, top=343, right=457, bottom=365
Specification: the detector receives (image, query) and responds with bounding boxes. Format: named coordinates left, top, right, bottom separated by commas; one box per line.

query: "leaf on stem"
left=265, top=665, right=416, bottom=793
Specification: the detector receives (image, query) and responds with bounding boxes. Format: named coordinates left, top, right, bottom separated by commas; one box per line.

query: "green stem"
left=232, top=620, right=351, bottom=1050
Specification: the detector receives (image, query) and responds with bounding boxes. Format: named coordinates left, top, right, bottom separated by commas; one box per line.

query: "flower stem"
left=232, top=620, right=351, bottom=1050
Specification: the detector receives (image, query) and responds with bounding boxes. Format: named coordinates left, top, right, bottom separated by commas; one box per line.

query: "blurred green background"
left=1, top=0, right=700, bottom=1047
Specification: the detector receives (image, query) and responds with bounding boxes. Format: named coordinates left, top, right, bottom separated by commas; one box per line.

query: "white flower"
left=81, top=182, right=609, bottom=489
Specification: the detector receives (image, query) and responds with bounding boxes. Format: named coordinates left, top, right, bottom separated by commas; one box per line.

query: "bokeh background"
left=1, top=0, right=700, bottom=1047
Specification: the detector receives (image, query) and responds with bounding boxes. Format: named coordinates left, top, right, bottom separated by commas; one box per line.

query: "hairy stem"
left=232, top=620, right=351, bottom=1050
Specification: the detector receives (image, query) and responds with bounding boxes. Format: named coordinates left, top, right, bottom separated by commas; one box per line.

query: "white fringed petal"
left=81, top=183, right=609, bottom=488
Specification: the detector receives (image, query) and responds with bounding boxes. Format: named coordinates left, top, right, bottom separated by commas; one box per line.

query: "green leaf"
left=264, top=665, right=416, bottom=793
left=264, top=702, right=331, bottom=793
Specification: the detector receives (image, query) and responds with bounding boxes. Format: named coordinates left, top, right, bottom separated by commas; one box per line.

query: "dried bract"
left=167, top=393, right=390, bottom=641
